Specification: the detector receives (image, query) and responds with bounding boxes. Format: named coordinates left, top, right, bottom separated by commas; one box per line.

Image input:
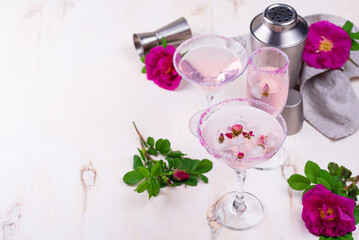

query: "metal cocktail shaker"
left=250, top=3, right=308, bottom=88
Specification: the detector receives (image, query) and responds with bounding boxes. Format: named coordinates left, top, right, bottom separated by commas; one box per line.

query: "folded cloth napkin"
left=300, top=14, right=359, bottom=139
left=233, top=14, right=359, bottom=139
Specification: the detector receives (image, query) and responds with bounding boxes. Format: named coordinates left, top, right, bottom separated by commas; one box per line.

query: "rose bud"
left=237, top=152, right=244, bottom=159
left=173, top=169, right=190, bottom=181
left=232, top=124, right=243, bottom=136
left=218, top=133, right=224, bottom=143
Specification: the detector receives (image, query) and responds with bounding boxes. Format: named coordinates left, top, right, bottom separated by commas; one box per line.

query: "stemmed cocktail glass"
left=173, top=35, right=248, bottom=136
left=197, top=98, right=287, bottom=230
left=246, top=47, right=289, bottom=170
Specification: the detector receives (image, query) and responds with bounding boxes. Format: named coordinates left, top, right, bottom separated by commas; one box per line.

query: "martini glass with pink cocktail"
left=173, top=35, right=248, bottom=136
left=246, top=47, right=289, bottom=170
left=197, top=98, right=287, bottom=230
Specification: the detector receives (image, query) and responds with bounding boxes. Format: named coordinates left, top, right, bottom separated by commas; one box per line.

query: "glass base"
left=253, top=147, right=286, bottom=171
left=189, top=109, right=206, bottom=136
left=214, top=191, right=263, bottom=231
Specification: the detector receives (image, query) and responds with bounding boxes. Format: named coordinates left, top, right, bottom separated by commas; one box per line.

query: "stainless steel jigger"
left=133, top=17, right=192, bottom=57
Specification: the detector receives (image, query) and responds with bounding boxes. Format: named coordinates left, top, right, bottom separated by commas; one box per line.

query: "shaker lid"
left=250, top=3, right=308, bottom=48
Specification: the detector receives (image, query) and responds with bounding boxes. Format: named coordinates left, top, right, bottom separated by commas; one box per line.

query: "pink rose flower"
left=173, top=169, right=190, bottom=181
left=302, top=21, right=352, bottom=69
left=302, top=184, right=356, bottom=237
left=145, top=45, right=181, bottom=90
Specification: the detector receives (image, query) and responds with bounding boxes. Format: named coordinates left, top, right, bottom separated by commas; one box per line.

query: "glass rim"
left=248, top=47, right=289, bottom=74
left=172, top=34, right=248, bottom=87
left=197, top=97, right=287, bottom=165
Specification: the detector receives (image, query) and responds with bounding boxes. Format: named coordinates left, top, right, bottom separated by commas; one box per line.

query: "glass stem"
left=205, top=92, right=215, bottom=107
left=233, top=170, right=247, bottom=213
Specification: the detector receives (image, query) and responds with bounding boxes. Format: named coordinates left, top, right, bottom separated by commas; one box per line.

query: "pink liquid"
left=178, top=46, right=242, bottom=91
left=247, top=66, right=289, bottom=112
left=200, top=106, right=284, bottom=169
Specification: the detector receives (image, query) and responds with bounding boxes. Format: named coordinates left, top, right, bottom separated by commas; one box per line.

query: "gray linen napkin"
left=233, top=14, right=359, bottom=139
left=300, top=14, right=359, bottom=139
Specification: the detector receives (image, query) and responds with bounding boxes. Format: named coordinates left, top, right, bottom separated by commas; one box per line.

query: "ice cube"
left=250, top=84, right=263, bottom=99
left=246, top=145, right=265, bottom=158
left=265, top=132, right=279, bottom=150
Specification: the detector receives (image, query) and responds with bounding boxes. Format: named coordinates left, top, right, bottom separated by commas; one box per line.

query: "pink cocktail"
left=246, top=47, right=289, bottom=113
left=197, top=98, right=287, bottom=230
left=173, top=35, right=248, bottom=136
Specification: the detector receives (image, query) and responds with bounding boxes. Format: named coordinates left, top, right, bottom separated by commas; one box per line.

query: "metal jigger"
left=133, top=17, right=192, bottom=57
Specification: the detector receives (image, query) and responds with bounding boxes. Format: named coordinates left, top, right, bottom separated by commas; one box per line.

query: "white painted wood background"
left=0, top=0, right=358, bottom=239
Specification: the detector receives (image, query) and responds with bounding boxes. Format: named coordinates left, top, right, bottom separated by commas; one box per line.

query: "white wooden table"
left=0, top=0, right=358, bottom=239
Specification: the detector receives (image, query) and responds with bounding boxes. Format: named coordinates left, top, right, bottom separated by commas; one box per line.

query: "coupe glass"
left=197, top=98, right=287, bottom=230
left=246, top=47, right=289, bottom=170
left=173, top=34, right=248, bottom=136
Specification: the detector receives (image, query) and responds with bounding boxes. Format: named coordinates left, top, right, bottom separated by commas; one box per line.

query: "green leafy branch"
left=287, top=161, right=359, bottom=240
left=123, top=122, right=213, bottom=199
left=140, top=37, right=168, bottom=74
left=343, top=21, right=359, bottom=51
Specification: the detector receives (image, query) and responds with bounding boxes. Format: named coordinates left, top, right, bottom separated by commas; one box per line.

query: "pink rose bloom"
left=173, top=169, right=190, bottom=181
left=145, top=45, right=181, bottom=90
left=302, top=21, right=352, bottom=69
left=302, top=184, right=356, bottom=237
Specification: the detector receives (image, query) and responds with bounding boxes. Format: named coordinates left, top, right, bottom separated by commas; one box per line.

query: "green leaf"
left=304, top=161, right=321, bottom=183
left=331, top=181, right=342, bottom=195
left=149, top=179, right=160, bottom=198
left=147, top=137, right=154, bottom=147
left=181, top=50, right=189, bottom=58
left=137, top=166, right=150, bottom=179
left=133, top=155, right=143, bottom=170
left=328, top=162, right=339, bottom=176
left=147, top=147, right=158, bottom=156
left=189, top=160, right=200, bottom=172
left=135, top=180, right=148, bottom=193
left=123, top=170, right=144, bottom=185
left=319, top=169, right=336, bottom=188
left=349, top=32, right=359, bottom=39
left=165, top=157, right=174, bottom=170
left=140, top=56, right=145, bottom=63
left=137, top=148, right=146, bottom=160
left=354, top=205, right=359, bottom=225
left=185, top=175, right=198, bottom=186
left=338, top=232, right=354, bottom=240
left=316, top=177, right=332, bottom=190
left=155, top=138, right=163, bottom=150
left=150, top=162, right=162, bottom=177
left=338, top=166, right=352, bottom=180
left=161, top=37, right=167, bottom=49
left=343, top=21, right=354, bottom=33
left=198, top=174, right=208, bottom=183
left=348, top=185, right=358, bottom=200
left=141, top=66, right=146, bottom=73
left=179, top=158, right=191, bottom=170
left=159, top=139, right=171, bottom=155
left=173, top=157, right=181, bottom=169
left=351, top=40, right=359, bottom=51
left=167, top=150, right=186, bottom=157
left=196, top=159, right=213, bottom=173
left=287, top=174, right=311, bottom=190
